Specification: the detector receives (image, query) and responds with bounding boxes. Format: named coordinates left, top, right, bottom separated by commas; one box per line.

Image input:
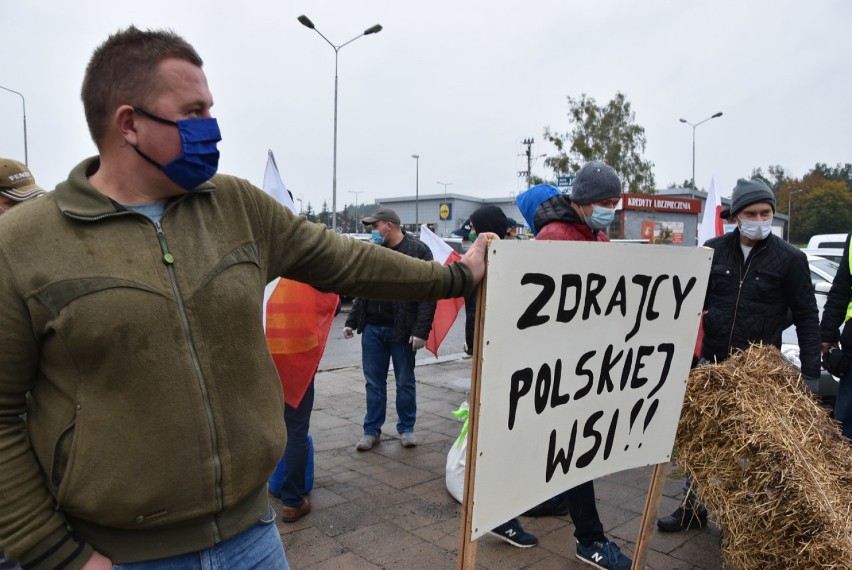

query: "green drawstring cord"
left=452, top=405, right=469, bottom=448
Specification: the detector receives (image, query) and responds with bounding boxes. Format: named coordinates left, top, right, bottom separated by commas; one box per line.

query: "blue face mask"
left=587, top=205, right=616, bottom=230
left=132, top=107, right=222, bottom=190
left=371, top=229, right=385, bottom=245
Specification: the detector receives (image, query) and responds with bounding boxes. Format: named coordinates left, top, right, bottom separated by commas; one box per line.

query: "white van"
left=807, top=233, right=848, bottom=250
left=803, top=233, right=847, bottom=263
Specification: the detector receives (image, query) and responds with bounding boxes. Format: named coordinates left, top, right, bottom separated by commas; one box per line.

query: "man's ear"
left=116, top=105, right=140, bottom=146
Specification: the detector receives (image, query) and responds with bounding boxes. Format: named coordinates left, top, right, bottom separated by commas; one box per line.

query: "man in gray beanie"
left=519, top=161, right=632, bottom=569
left=530, top=160, right=622, bottom=241
left=658, top=177, right=821, bottom=533
left=728, top=177, right=775, bottom=217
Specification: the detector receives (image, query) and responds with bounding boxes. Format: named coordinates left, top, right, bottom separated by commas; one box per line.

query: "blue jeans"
left=835, top=365, right=852, bottom=439
left=281, top=380, right=314, bottom=508
left=564, top=482, right=605, bottom=545
left=361, top=324, right=417, bottom=436
left=113, top=507, right=289, bottom=569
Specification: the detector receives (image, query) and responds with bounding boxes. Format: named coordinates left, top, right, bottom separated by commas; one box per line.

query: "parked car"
left=802, top=233, right=847, bottom=264
left=807, top=233, right=848, bottom=250
left=343, top=233, right=372, bottom=243
left=780, top=254, right=839, bottom=405
left=801, top=247, right=844, bottom=264
left=806, top=254, right=839, bottom=286
left=441, top=236, right=466, bottom=254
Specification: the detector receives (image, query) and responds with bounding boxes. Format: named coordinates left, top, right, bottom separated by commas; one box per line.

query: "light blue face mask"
left=132, top=107, right=221, bottom=190
left=371, top=229, right=385, bottom=245
left=587, top=205, right=616, bottom=230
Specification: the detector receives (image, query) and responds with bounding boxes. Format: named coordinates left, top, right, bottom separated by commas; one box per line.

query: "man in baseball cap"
left=360, top=206, right=401, bottom=226
left=0, top=158, right=46, bottom=215
left=0, top=157, right=43, bottom=569
left=451, top=218, right=472, bottom=238
left=345, top=205, right=437, bottom=451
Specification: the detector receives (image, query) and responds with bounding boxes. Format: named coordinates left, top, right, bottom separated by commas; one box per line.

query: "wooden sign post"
left=456, top=240, right=711, bottom=568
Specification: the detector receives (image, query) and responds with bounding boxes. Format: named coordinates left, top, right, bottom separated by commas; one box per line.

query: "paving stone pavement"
left=272, top=356, right=726, bottom=569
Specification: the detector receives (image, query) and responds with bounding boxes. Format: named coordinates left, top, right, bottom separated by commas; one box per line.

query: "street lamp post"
left=0, top=85, right=28, bottom=165
left=411, top=155, right=420, bottom=231
left=349, top=190, right=363, bottom=223
left=787, top=188, right=805, bottom=242
left=679, top=111, right=723, bottom=197
left=437, top=181, right=453, bottom=234
left=297, top=15, right=382, bottom=232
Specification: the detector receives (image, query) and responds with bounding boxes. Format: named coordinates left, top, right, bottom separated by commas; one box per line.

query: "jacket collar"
left=55, top=156, right=215, bottom=220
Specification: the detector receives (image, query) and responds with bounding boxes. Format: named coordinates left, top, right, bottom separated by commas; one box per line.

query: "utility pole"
left=787, top=188, right=805, bottom=242
left=517, top=137, right=534, bottom=188
left=411, top=154, right=420, bottom=231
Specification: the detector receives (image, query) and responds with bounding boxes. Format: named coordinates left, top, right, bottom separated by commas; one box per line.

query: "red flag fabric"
left=261, top=150, right=339, bottom=406
left=419, top=225, right=465, bottom=357
left=266, top=279, right=339, bottom=407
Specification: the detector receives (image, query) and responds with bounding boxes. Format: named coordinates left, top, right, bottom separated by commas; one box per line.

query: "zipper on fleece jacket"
left=726, top=247, right=765, bottom=355
left=154, top=220, right=224, bottom=542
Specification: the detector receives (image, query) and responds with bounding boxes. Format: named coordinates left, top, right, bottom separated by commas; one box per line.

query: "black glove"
left=823, top=348, right=850, bottom=378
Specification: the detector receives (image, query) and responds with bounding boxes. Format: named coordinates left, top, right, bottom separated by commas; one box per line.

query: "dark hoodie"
left=464, top=205, right=509, bottom=353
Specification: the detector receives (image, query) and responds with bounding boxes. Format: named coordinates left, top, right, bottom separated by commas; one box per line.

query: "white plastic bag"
left=445, top=401, right=469, bottom=503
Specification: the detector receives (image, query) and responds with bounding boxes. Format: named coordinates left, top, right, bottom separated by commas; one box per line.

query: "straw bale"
left=675, top=344, right=852, bottom=569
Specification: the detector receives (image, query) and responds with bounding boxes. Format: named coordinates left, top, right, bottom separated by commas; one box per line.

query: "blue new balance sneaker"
left=488, top=518, right=538, bottom=548
left=575, top=539, right=632, bottom=569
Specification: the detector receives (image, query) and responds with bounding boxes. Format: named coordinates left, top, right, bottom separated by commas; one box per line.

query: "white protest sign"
left=469, top=240, right=711, bottom=539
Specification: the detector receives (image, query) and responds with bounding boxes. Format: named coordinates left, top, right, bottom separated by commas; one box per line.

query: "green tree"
left=749, top=164, right=790, bottom=195
left=542, top=92, right=656, bottom=194
left=338, top=203, right=355, bottom=233
left=810, top=162, right=852, bottom=193
left=665, top=179, right=694, bottom=190
left=317, top=201, right=331, bottom=228
left=303, top=202, right=316, bottom=223
left=793, top=182, right=852, bottom=242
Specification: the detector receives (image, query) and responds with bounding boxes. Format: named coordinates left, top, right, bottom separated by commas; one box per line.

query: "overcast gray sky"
left=2, top=0, right=850, bottom=211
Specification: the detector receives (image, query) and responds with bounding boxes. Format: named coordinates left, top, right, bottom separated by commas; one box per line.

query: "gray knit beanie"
left=729, top=178, right=776, bottom=216
left=570, top=161, right=622, bottom=204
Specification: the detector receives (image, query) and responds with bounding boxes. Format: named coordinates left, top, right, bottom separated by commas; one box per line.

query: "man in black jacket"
left=658, top=178, right=821, bottom=532
left=820, top=232, right=852, bottom=439
left=344, top=208, right=436, bottom=450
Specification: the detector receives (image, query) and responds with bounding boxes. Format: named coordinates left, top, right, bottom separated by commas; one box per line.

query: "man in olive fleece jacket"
left=0, top=27, right=488, bottom=570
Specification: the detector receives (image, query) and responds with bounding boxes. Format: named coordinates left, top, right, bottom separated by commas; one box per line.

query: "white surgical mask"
left=738, top=218, right=772, bottom=241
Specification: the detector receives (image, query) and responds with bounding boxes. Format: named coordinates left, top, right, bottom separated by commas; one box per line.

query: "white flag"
left=697, top=176, right=723, bottom=247
left=263, top=149, right=297, bottom=214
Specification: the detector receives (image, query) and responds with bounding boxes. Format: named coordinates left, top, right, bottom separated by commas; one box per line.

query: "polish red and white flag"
left=419, top=225, right=465, bottom=358
left=262, top=150, right=339, bottom=407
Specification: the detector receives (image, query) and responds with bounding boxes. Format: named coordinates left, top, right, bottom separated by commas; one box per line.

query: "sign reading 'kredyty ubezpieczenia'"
left=469, top=240, right=711, bottom=539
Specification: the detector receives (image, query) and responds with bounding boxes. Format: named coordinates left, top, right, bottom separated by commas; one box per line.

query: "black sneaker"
left=488, top=518, right=538, bottom=548
left=656, top=505, right=708, bottom=532
left=522, top=494, right=570, bottom=517
left=575, top=539, right=631, bottom=569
